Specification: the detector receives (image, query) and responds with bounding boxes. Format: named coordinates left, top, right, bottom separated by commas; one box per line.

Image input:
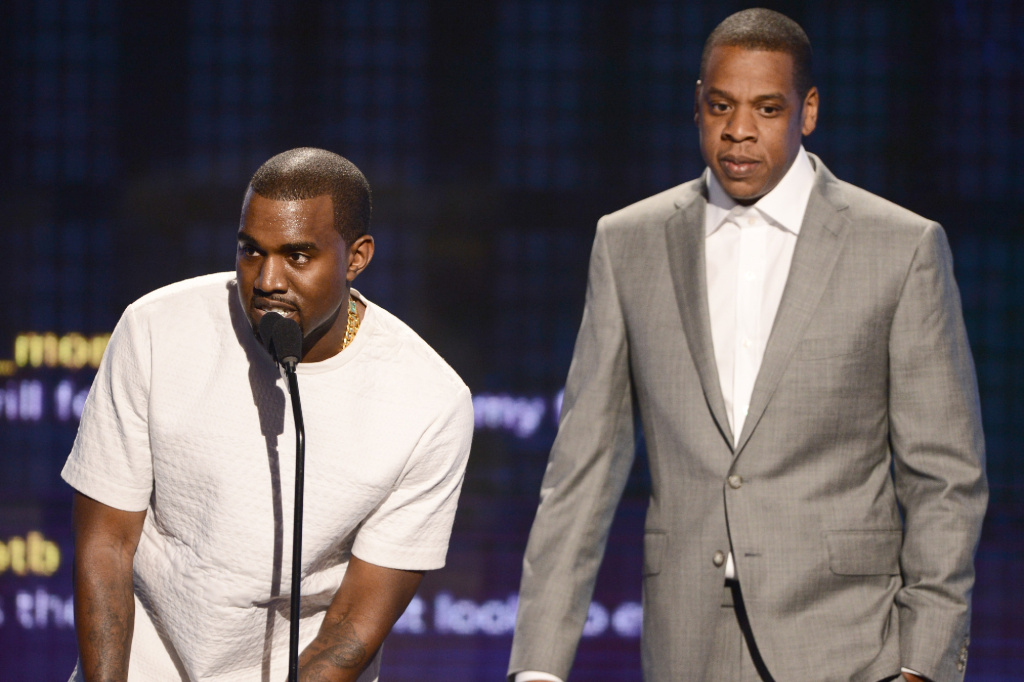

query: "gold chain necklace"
left=342, top=297, right=360, bottom=350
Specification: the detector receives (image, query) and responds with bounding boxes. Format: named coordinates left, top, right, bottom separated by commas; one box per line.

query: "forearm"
left=73, top=543, right=137, bottom=681
left=71, top=492, right=146, bottom=682
left=295, top=556, right=423, bottom=682
left=297, top=610, right=375, bottom=682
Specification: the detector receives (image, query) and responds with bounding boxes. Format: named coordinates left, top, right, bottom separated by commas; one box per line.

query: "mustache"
left=252, top=295, right=298, bottom=311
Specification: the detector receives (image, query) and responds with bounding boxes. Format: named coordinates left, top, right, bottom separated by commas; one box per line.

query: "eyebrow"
left=705, top=87, right=789, bottom=103
left=237, top=231, right=320, bottom=252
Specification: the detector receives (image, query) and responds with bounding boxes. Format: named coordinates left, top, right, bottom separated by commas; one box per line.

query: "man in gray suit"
left=508, top=8, right=986, bottom=682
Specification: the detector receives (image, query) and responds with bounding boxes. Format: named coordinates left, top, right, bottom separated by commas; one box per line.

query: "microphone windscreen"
left=271, top=316, right=303, bottom=367
left=258, top=312, right=302, bottom=367
left=258, top=311, right=283, bottom=355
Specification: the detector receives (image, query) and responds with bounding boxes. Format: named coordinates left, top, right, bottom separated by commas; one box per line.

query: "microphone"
left=258, top=312, right=302, bottom=371
left=257, top=310, right=307, bottom=678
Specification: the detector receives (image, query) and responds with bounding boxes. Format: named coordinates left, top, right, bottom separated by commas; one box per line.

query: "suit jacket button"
left=713, top=550, right=726, bottom=567
left=728, top=475, right=743, bottom=489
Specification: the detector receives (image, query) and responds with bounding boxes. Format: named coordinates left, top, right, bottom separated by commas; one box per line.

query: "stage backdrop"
left=1, top=1, right=1021, bottom=679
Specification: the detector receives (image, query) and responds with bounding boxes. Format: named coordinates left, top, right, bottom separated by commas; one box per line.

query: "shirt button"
left=744, top=270, right=756, bottom=281
left=747, top=217, right=756, bottom=226
left=742, top=338, right=753, bottom=349
left=713, top=550, right=726, bottom=567
left=728, top=475, right=743, bottom=489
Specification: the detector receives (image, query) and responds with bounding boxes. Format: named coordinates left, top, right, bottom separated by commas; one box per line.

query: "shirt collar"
left=705, top=146, right=816, bottom=237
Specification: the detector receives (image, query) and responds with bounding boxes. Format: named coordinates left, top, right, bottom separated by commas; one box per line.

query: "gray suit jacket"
left=508, top=157, right=987, bottom=682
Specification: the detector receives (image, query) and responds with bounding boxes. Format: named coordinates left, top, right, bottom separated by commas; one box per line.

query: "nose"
left=255, top=255, right=287, bottom=294
left=722, top=106, right=757, bottom=142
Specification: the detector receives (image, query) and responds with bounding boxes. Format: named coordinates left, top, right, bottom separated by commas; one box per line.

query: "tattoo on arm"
left=296, top=557, right=423, bottom=681
left=299, top=617, right=369, bottom=682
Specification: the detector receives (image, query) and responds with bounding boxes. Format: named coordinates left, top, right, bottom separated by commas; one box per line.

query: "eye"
left=710, top=101, right=730, bottom=113
left=289, top=252, right=311, bottom=265
left=238, top=243, right=260, bottom=258
left=759, top=104, right=782, bottom=116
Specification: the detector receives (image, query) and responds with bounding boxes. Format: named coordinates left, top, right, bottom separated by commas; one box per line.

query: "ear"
left=694, top=80, right=703, bottom=126
left=801, top=86, right=819, bottom=137
left=346, top=235, right=375, bottom=283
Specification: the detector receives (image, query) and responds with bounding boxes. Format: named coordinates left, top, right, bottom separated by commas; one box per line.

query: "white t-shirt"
left=62, top=272, right=474, bottom=681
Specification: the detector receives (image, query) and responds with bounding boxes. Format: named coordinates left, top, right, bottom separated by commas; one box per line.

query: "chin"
left=725, top=188, right=763, bottom=205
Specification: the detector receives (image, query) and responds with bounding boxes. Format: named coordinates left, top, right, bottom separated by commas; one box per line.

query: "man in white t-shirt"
left=63, top=148, right=474, bottom=682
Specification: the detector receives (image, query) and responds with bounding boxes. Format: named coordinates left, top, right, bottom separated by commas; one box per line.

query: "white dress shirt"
left=705, top=146, right=815, bottom=445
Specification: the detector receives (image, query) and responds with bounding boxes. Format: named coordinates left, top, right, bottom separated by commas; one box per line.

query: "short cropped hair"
left=699, top=8, right=814, bottom=97
left=248, top=147, right=372, bottom=243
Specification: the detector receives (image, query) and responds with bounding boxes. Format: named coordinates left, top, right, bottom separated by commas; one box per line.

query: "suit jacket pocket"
left=643, top=531, right=667, bottom=577
left=825, top=530, right=902, bottom=576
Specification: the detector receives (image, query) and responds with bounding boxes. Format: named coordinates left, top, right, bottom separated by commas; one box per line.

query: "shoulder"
left=833, top=181, right=934, bottom=230
left=358, top=296, right=470, bottom=405
left=598, top=178, right=704, bottom=236
left=827, top=179, right=950, bottom=272
left=127, top=272, right=236, bottom=322
left=111, top=273, right=238, bottom=363
left=812, top=156, right=938, bottom=242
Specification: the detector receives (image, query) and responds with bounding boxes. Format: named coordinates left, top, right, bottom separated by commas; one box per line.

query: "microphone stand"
left=258, top=312, right=307, bottom=681
left=284, top=361, right=305, bottom=681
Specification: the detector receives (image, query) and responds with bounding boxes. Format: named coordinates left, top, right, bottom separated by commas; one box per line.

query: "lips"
left=251, top=297, right=298, bottom=322
left=720, top=156, right=761, bottom=178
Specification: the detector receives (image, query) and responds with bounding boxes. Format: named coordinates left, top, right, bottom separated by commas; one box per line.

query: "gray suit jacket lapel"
left=665, top=179, right=736, bottom=448
left=734, top=164, right=851, bottom=454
